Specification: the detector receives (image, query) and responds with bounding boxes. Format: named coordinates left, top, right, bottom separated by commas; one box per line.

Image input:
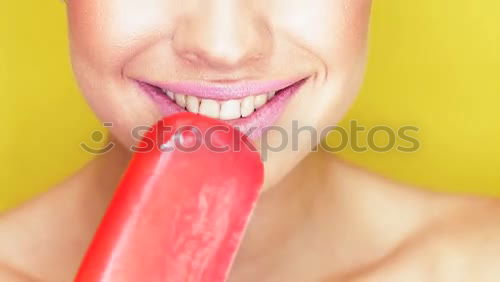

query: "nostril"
left=176, top=43, right=259, bottom=70
left=250, top=52, right=265, bottom=62
left=180, top=52, right=201, bottom=64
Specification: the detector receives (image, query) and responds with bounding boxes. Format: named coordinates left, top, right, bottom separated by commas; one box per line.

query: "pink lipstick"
left=149, top=79, right=301, bottom=100
left=137, top=78, right=307, bottom=139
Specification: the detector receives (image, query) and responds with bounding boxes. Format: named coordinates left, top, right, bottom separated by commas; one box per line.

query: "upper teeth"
left=162, top=90, right=276, bottom=120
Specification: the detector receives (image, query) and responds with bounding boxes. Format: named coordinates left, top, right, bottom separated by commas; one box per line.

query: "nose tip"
left=172, top=4, right=271, bottom=70
left=176, top=37, right=265, bottom=69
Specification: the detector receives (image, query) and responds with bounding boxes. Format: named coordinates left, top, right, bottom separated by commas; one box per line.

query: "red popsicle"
left=75, top=112, right=264, bottom=282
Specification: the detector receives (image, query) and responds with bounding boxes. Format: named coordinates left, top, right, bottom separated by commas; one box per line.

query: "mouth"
left=136, top=77, right=308, bottom=139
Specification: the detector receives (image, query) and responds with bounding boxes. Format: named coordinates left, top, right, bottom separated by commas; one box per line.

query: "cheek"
left=343, top=0, right=372, bottom=55
left=67, top=0, right=175, bottom=146
left=67, top=0, right=174, bottom=73
left=271, top=0, right=372, bottom=69
left=330, top=0, right=372, bottom=66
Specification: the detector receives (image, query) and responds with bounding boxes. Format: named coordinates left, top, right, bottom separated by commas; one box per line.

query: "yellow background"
left=1, top=1, right=499, bottom=211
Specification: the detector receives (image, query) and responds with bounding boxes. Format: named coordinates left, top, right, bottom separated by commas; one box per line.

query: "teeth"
left=199, top=99, right=220, bottom=118
left=175, top=94, right=186, bottom=108
left=162, top=89, right=276, bottom=119
left=254, top=94, right=268, bottom=109
left=241, top=96, right=255, bottom=117
left=220, top=100, right=241, bottom=120
left=162, top=89, right=175, bottom=100
left=186, top=96, right=200, bottom=113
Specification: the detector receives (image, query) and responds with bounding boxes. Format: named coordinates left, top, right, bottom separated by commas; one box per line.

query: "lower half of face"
left=67, top=0, right=372, bottom=190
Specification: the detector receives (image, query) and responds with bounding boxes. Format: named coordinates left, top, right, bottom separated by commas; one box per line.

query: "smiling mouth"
left=136, top=77, right=308, bottom=138
left=139, top=78, right=306, bottom=120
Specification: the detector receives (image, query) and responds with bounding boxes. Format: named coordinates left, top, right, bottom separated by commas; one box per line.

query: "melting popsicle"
left=75, top=112, right=264, bottom=282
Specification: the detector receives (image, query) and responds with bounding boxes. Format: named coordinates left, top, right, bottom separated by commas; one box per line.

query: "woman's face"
left=67, top=0, right=372, bottom=189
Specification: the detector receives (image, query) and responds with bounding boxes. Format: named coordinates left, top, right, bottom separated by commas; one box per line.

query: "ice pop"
left=75, top=112, right=264, bottom=282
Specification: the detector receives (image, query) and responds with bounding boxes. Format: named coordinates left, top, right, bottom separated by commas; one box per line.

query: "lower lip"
left=137, top=79, right=307, bottom=139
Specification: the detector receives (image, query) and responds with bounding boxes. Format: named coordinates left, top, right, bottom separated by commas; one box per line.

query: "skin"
left=1, top=0, right=500, bottom=281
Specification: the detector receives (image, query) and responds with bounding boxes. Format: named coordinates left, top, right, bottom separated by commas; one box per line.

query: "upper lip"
left=141, top=78, right=305, bottom=100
